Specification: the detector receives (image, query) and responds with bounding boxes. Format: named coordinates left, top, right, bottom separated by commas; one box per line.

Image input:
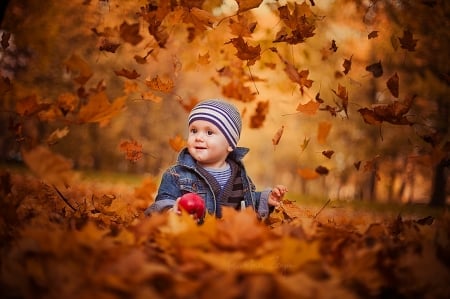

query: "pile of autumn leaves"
left=1, top=172, right=449, bottom=299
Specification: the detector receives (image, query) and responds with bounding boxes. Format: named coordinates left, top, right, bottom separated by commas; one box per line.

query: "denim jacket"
left=144, top=147, right=271, bottom=219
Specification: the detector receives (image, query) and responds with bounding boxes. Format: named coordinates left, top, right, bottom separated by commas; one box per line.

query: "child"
left=144, top=99, right=287, bottom=220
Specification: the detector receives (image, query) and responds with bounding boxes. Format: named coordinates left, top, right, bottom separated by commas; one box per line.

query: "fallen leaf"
left=272, top=125, right=284, bottom=147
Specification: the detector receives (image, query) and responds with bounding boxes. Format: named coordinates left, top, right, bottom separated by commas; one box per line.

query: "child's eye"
left=207, top=130, right=213, bottom=135
left=190, top=128, right=197, bottom=134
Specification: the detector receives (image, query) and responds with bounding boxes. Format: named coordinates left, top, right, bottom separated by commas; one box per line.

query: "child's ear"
left=227, top=145, right=233, bottom=152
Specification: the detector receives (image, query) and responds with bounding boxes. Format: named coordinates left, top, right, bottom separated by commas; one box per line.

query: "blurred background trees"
left=0, top=0, right=448, bottom=205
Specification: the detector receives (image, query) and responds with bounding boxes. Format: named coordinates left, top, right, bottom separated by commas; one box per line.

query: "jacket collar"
left=177, top=147, right=249, bottom=169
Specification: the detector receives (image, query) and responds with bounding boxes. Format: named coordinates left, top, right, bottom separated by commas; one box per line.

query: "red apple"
left=178, top=193, right=206, bottom=220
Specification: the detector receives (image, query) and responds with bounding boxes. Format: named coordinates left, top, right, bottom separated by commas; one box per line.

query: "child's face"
left=187, top=120, right=233, bottom=169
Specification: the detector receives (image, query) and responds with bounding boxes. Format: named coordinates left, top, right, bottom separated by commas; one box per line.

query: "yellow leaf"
left=78, top=91, right=126, bottom=127
left=297, top=100, right=320, bottom=115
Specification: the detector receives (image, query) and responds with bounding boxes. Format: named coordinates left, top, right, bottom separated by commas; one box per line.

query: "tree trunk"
left=0, top=0, right=9, bottom=26
left=429, top=158, right=449, bottom=206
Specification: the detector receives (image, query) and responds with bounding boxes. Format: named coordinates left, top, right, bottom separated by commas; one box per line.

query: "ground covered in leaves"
left=0, top=172, right=449, bottom=299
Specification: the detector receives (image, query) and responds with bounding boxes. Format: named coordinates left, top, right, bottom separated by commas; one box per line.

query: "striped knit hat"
left=188, top=99, right=242, bottom=149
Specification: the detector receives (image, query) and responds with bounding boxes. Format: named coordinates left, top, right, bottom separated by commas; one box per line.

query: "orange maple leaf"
left=317, top=121, right=332, bottom=145
left=78, top=91, right=126, bottom=127
left=145, top=75, right=174, bottom=93
left=229, top=15, right=257, bottom=37
left=64, top=54, right=93, bottom=85
left=235, top=0, right=264, bottom=13
left=119, top=140, right=143, bottom=162
left=119, top=21, right=143, bottom=46
left=297, top=100, right=320, bottom=115
left=227, top=36, right=261, bottom=66
left=274, top=3, right=316, bottom=44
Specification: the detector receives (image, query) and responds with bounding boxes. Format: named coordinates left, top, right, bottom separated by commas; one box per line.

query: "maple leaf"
left=235, top=0, right=263, bottom=13
left=145, top=75, right=174, bottom=93
left=386, top=72, right=399, bottom=98
left=119, top=21, right=143, bottom=45
left=330, top=39, right=338, bottom=52
left=77, top=91, right=126, bottom=127
left=274, top=3, right=316, bottom=44
left=64, top=54, right=93, bottom=85
left=398, top=29, right=418, bottom=51
left=229, top=15, right=257, bottom=37
left=56, top=92, right=79, bottom=116
left=198, top=52, right=210, bottom=65
left=250, top=101, right=269, bottom=128
left=114, top=68, right=141, bottom=79
left=227, top=36, right=261, bottom=66
left=222, top=81, right=256, bottom=102
left=169, top=134, right=187, bottom=152
left=358, top=94, right=415, bottom=126
left=271, top=48, right=313, bottom=94
left=272, top=125, right=284, bottom=148
left=119, top=140, right=143, bottom=162
left=182, top=7, right=215, bottom=33
left=297, top=100, right=320, bottom=115
left=366, top=61, right=383, bottom=78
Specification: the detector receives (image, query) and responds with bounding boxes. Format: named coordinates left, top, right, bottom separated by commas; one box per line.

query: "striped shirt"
left=205, top=163, right=231, bottom=189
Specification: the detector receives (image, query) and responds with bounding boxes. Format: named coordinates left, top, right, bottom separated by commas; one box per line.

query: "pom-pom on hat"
left=188, top=99, right=242, bottom=149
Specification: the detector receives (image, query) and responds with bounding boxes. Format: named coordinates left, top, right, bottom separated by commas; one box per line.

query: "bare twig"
left=53, top=185, right=76, bottom=211
left=313, top=198, right=331, bottom=219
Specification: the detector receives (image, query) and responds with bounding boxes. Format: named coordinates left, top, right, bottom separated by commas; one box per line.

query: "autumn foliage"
left=1, top=172, right=449, bottom=299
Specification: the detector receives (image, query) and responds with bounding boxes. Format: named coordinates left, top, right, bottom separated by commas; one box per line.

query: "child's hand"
left=268, top=185, right=288, bottom=207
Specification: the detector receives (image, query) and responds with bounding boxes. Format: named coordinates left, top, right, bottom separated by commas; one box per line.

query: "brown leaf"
left=114, top=68, right=141, bottom=80
left=368, top=31, right=379, bottom=39
left=315, top=165, right=329, bottom=175
left=229, top=15, right=257, bottom=37
left=78, top=91, right=126, bottom=127
left=342, top=55, right=352, bottom=75
left=272, top=125, right=284, bottom=147
left=300, top=136, right=310, bottom=153
left=329, top=39, right=338, bottom=52
left=64, top=54, right=93, bottom=85
left=386, top=72, right=399, bottom=98
left=274, top=3, right=316, bottom=44
left=354, top=161, right=361, bottom=170
left=365, top=61, right=383, bottom=78
left=1, top=31, right=11, bottom=49
left=15, top=95, right=51, bottom=117
left=322, top=150, right=334, bottom=159
left=119, top=21, right=143, bottom=45
left=331, top=84, right=348, bottom=117
left=250, top=101, right=269, bottom=128
left=398, top=29, right=418, bottom=51
left=227, top=36, right=261, bottom=66
left=98, top=38, right=121, bottom=53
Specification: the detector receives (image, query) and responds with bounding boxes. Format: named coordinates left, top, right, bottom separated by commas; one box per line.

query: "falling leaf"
left=329, top=39, right=338, bottom=52
left=297, top=168, right=319, bottom=180
left=98, top=37, right=121, bottom=53
left=274, top=3, right=316, bottom=44
left=227, top=36, right=261, bottom=66
left=354, top=161, right=361, bottom=170
left=317, top=121, right=332, bottom=145
left=386, top=72, right=399, bottom=98
left=77, top=91, right=126, bottom=127
left=134, top=49, right=154, bottom=64
left=322, top=150, right=334, bottom=159
left=343, top=55, right=352, bottom=75
left=46, top=127, right=70, bottom=145
left=169, top=134, right=187, bottom=152
left=358, top=94, right=415, bottom=126
left=297, top=100, right=320, bottom=115
left=114, top=68, right=141, bottom=79
left=315, top=165, right=329, bottom=175
left=56, top=93, right=79, bottom=116
left=272, top=125, right=284, bottom=148
left=229, top=15, right=257, bottom=37
left=119, top=21, right=143, bottom=45
left=300, top=136, right=310, bottom=153
left=331, top=84, right=348, bottom=117
left=64, top=54, right=93, bottom=85
left=368, top=31, right=379, bottom=39
left=366, top=61, right=383, bottom=78
left=198, top=52, right=210, bottom=65
left=398, top=29, right=418, bottom=51
left=145, top=75, right=174, bottom=93
left=15, top=95, right=51, bottom=117
left=236, top=0, right=264, bottom=13
left=249, top=101, right=269, bottom=128
left=119, top=140, right=143, bottom=162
